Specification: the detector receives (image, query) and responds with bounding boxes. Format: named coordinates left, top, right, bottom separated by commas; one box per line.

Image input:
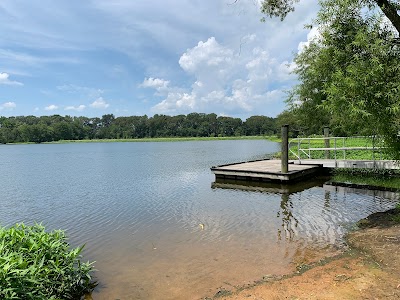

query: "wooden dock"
left=292, top=159, right=399, bottom=169
left=211, top=159, right=399, bottom=183
left=211, top=159, right=321, bottom=183
left=211, top=130, right=399, bottom=184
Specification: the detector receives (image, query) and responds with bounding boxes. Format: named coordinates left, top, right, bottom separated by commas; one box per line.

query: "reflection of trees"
left=277, top=193, right=298, bottom=241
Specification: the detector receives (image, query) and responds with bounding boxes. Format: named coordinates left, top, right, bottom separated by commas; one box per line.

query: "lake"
left=0, top=140, right=398, bottom=299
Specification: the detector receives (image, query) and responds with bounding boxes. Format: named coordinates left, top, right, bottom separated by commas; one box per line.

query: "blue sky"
left=0, top=0, right=318, bottom=119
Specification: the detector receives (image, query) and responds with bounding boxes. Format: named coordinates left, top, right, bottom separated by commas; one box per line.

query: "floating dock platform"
left=211, top=130, right=399, bottom=184
left=211, top=159, right=399, bottom=183
left=211, top=159, right=321, bottom=183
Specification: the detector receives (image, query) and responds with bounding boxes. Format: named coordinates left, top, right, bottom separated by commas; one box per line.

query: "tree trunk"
left=375, top=0, right=400, bottom=35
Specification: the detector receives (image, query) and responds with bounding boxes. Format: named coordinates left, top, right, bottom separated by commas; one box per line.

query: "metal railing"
left=288, top=136, right=385, bottom=162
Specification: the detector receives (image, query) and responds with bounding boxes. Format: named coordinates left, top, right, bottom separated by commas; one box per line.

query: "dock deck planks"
left=292, top=159, right=400, bottom=169
left=211, top=159, right=321, bottom=182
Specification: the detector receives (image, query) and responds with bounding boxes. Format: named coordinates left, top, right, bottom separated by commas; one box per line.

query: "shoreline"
left=0, top=135, right=273, bottom=145
left=207, top=207, right=400, bottom=300
left=328, top=180, right=400, bottom=193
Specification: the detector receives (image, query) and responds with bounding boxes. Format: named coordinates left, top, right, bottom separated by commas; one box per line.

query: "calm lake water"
left=0, top=140, right=398, bottom=299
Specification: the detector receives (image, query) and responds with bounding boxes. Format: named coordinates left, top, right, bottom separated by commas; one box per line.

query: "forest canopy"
left=0, top=113, right=277, bottom=144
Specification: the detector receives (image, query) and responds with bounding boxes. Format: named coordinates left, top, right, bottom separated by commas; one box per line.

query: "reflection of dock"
left=212, top=177, right=400, bottom=201
left=212, top=176, right=328, bottom=194
left=211, top=159, right=321, bottom=183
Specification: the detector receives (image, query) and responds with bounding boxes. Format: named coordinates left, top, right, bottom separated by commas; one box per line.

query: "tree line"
left=259, top=0, right=400, bottom=160
left=0, top=113, right=278, bottom=144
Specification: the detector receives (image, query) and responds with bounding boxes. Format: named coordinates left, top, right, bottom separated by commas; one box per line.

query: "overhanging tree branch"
left=259, top=0, right=400, bottom=34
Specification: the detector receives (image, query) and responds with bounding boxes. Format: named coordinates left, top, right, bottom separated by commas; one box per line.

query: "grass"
left=0, top=223, right=96, bottom=299
left=288, top=136, right=389, bottom=160
left=393, top=204, right=400, bottom=223
left=36, top=136, right=270, bottom=144
left=391, top=203, right=400, bottom=223
left=332, top=174, right=400, bottom=190
left=331, top=168, right=400, bottom=190
left=265, top=136, right=281, bottom=142
left=267, top=136, right=391, bottom=161
left=332, top=169, right=400, bottom=224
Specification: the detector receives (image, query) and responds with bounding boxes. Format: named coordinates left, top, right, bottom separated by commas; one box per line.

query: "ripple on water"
left=0, top=141, right=398, bottom=300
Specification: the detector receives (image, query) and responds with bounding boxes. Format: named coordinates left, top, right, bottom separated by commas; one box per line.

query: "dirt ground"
left=206, top=209, right=400, bottom=300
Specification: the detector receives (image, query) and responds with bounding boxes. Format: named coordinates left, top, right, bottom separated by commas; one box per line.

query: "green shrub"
left=333, top=168, right=400, bottom=178
left=0, top=223, right=96, bottom=299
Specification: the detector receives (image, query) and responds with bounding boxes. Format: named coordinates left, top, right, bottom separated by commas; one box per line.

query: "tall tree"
left=288, top=0, right=400, bottom=157
left=244, top=116, right=277, bottom=135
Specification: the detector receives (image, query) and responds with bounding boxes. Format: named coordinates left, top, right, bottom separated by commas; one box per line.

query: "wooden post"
left=281, top=125, right=289, bottom=173
left=324, top=127, right=330, bottom=159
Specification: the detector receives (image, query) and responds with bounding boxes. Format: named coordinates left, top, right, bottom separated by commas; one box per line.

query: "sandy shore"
left=205, top=209, right=400, bottom=300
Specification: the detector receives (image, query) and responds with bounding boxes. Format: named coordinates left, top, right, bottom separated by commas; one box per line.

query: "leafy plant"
left=0, top=223, right=96, bottom=299
left=391, top=204, right=400, bottom=223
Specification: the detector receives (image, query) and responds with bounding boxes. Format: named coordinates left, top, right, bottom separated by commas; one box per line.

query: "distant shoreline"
left=1, top=135, right=279, bottom=145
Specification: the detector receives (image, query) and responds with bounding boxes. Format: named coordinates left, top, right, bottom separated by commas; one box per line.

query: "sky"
left=0, top=0, right=319, bottom=120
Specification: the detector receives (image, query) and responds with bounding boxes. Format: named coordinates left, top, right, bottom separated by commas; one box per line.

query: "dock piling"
left=281, top=125, right=289, bottom=173
left=324, top=127, right=330, bottom=159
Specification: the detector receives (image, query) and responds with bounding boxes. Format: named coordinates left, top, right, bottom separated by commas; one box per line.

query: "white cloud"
left=3, top=101, right=16, bottom=109
left=179, top=37, right=234, bottom=74
left=277, top=60, right=297, bottom=81
left=0, top=72, right=23, bottom=86
left=149, top=36, right=297, bottom=117
left=141, top=77, right=169, bottom=89
left=45, top=104, right=58, bottom=111
left=152, top=92, right=196, bottom=113
left=90, top=97, right=110, bottom=109
left=0, top=101, right=17, bottom=110
left=0, top=0, right=319, bottom=118
left=245, top=48, right=275, bottom=85
left=65, top=105, right=86, bottom=112
left=140, top=77, right=170, bottom=95
left=297, top=26, right=321, bottom=53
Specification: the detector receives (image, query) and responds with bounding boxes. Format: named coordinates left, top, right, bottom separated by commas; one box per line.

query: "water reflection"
left=324, top=190, right=331, bottom=209
left=277, top=193, right=298, bottom=241
left=211, top=176, right=329, bottom=194
left=211, top=178, right=335, bottom=242
left=212, top=176, right=399, bottom=246
left=323, top=183, right=400, bottom=201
